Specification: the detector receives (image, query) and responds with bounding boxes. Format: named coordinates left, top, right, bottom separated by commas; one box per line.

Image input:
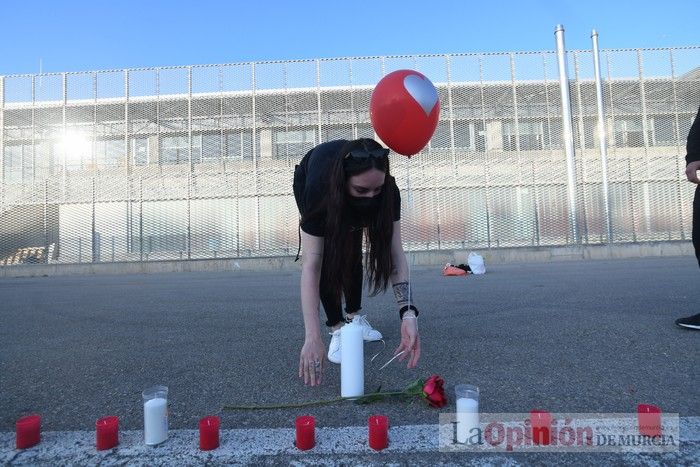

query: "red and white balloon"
left=370, top=69, right=440, bottom=157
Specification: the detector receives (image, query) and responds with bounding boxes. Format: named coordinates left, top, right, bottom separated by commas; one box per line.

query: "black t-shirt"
left=298, top=140, right=401, bottom=237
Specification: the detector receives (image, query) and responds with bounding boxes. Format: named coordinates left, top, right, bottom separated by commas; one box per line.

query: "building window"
left=272, top=129, right=315, bottom=159
left=503, top=121, right=546, bottom=151
left=649, top=115, right=676, bottom=146
left=400, top=120, right=487, bottom=152
left=322, top=127, right=353, bottom=142
left=574, top=118, right=596, bottom=150
left=132, top=137, right=149, bottom=166
left=614, top=118, right=644, bottom=147
left=201, top=134, right=222, bottom=161
left=95, top=139, right=124, bottom=167
left=429, top=122, right=451, bottom=150
left=3, top=144, right=30, bottom=184
left=225, top=131, right=253, bottom=160
left=35, top=141, right=54, bottom=178
left=160, top=135, right=201, bottom=164
left=453, top=120, right=486, bottom=151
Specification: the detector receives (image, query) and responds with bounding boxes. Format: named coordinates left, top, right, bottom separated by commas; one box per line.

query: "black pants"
left=320, top=229, right=363, bottom=327
left=694, top=184, right=700, bottom=268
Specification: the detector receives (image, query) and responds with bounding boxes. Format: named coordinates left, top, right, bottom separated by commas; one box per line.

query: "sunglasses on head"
left=344, top=147, right=390, bottom=160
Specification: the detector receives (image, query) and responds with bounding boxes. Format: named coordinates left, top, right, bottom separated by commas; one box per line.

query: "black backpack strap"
left=293, top=149, right=313, bottom=262
left=295, top=223, right=302, bottom=262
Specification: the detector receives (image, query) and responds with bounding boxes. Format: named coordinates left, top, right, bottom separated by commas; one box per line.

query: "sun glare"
left=59, top=130, right=92, bottom=166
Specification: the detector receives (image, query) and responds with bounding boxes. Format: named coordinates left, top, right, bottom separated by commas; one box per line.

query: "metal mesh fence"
left=1, top=47, right=699, bottom=266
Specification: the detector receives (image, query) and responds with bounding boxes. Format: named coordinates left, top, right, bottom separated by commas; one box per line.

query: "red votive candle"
left=95, top=416, right=119, bottom=450
left=530, top=410, right=551, bottom=445
left=295, top=416, right=315, bottom=450
left=368, top=415, right=388, bottom=450
left=199, top=416, right=220, bottom=451
left=637, top=404, right=662, bottom=437
left=16, top=415, right=41, bottom=449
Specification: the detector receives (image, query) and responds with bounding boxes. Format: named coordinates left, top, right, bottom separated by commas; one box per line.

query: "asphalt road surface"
left=1, top=255, right=698, bottom=465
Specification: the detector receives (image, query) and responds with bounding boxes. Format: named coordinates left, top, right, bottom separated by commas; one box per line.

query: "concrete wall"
left=0, top=240, right=693, bottom=278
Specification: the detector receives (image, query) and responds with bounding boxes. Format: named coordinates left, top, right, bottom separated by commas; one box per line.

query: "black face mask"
left=348, top=194, right=382, bottom=218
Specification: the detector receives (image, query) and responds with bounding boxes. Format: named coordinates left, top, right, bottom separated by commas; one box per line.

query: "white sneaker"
left=351, top=315, right=383, bottom=342
left=328, top=329, right=342, bottom=364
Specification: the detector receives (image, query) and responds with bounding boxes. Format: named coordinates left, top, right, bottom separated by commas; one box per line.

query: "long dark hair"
left=310, top=138, right=397, bottom=304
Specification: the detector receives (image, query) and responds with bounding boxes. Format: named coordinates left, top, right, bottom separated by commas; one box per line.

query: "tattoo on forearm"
left=393, top=281, right=411, bottom=306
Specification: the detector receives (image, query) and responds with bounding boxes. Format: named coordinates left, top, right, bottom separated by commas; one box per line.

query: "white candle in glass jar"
left=456, top=397, right=479, bottom=444
left=144, top=397, right=168, bottom=445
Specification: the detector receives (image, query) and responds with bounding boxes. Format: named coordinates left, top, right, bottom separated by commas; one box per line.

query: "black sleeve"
left=300, top=199, right=326, bottom=237
left=300, top=175, right=326, bottom=236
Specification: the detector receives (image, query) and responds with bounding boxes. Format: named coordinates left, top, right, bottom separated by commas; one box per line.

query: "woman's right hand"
left=299, top=337, right=326, bottom=386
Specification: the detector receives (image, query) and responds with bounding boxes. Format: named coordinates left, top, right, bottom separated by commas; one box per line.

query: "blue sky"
left=0, top=0, right=697, bottom=75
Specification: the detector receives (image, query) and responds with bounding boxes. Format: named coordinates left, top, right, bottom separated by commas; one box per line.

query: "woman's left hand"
left=395, top=317, right=420, bottom=368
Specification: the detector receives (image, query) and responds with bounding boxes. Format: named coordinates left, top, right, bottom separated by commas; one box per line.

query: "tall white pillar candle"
left=340, top=321, right=364, bottom=398
left=456, top=397, right=479, bottom=444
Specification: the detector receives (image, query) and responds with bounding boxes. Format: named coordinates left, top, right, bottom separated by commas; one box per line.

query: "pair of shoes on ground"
left=675, top=313, right=700, bottom=330
left=328, top=315, right=381, bottom=364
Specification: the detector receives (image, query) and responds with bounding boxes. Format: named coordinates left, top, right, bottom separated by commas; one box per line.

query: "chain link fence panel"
left=1, top=47, right=699, bottom=266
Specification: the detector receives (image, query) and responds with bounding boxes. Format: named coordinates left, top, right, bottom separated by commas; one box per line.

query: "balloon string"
left=406, top=162, right=412, bottom=311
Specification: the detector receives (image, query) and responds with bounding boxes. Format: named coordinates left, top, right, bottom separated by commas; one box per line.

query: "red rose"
left=422, top=375, right=447, bottom=408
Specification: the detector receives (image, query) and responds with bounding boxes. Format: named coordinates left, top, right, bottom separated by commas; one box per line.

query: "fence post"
left=591, top=30, right=613, bottom=243
left=92, top=177, right=96, bottom=263
left=554, top=24, right=580, bottom=244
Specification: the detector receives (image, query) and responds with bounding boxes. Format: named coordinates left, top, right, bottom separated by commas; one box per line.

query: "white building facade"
left=1, top=48, right=699, bottom=265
